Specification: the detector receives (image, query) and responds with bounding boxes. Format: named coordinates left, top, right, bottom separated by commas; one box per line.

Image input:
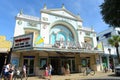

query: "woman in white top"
left=23, top=65, right=26, bottom=77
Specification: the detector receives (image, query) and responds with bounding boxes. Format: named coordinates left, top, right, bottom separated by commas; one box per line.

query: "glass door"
left=68, top=59, right=75, bottom=72
left=23, top=57, right=34, bottom=75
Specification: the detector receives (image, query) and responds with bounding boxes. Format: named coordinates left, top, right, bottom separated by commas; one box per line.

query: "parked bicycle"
left=83, top=67, right=95, bottom=76
left=13, top=68, right=28, bottom=80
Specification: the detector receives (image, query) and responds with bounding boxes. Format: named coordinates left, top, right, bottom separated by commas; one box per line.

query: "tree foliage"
left=108, top=35, right=120, bottom=63
left=108, top=35, right=120, bottom=47
left=100, top=0, right=120, bottom=28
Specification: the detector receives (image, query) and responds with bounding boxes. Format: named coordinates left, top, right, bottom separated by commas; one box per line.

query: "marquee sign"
left=13, top=33, right=33, bottom=50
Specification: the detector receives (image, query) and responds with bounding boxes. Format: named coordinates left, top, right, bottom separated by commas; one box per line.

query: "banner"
left=97, top=42, right=104, bottom=51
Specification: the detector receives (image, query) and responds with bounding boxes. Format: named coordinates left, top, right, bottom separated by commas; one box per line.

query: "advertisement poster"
left=11, top=57, right=19, bottom=67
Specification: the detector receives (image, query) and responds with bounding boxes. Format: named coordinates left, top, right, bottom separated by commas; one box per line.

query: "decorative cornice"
left=41, top=9, right=82, bottom=22
left=16, top=15, right=50, bottom=25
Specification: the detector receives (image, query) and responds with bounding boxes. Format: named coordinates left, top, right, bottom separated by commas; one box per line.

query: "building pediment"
left=41, top=8, right=82, bottom=22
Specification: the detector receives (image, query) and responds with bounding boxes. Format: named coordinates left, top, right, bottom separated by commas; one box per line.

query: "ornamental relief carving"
left=42, top=17, right=48, bottom=21
left=28, top=22, right=37, bottom=27
left=43, top=24, right=47, bottom=29
left=17, top=20, right=22, bottom=25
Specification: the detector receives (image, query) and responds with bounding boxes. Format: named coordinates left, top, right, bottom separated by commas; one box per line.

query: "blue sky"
left=0, top=0, right=108, bottom=40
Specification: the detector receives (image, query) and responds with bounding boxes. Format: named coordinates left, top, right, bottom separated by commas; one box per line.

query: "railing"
left=18, top=14, right=40, bottom=21
left=81, top=27, right=94, bottom=32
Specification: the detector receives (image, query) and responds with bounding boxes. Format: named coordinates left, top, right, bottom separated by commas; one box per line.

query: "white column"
left=107, top=55, right=110, bottom=70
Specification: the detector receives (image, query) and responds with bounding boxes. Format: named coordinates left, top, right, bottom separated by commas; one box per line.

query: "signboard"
left=97, top=42, right=103, bottom=51
left=13, top=33, right=33, bottom=50
left=34, top=35, right=44, bottom=47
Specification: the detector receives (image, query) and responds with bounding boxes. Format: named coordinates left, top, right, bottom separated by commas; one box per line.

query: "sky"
left=0, top=0, right=109, bottom=41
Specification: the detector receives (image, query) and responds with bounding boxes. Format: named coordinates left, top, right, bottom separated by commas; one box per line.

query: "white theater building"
left=12, top=5, right=103, bottom=75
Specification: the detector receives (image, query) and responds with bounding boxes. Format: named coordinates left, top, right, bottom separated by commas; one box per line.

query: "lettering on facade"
left=52, top=40, right=93, bottom=50
left=55, top=16, right=72, bottom=22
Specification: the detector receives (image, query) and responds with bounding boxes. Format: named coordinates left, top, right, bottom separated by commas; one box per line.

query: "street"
left=27, top=71, right=120, bottom=80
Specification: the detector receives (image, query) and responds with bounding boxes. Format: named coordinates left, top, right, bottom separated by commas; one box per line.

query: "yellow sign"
left=97, top=42, right=103, bottom=51
left=0, top=36, right=11, bottom=51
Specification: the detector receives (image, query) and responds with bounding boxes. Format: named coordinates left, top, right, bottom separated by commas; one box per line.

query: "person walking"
left=4, top=63, right=14, bottom=80
left=23, top=64, right=27, bottom=78
left=110, top=63, right=114, bottom=72
left=48, top=63, right=52, bottom=79
left=4, top=63, right=10, bottom=77
left=64, top=62, right=70, bottom=75
left=43, top=63, right=48, bottom=77
left=103, top=63, right=107, bottom=73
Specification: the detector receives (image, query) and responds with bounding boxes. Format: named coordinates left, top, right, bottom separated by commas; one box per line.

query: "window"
left=39, top=58, right=47, bottom=69
left=97, top=37, right=99, bottom=41
left=103, top=32, right=111, bottom=38
left=118, top=31, right=120, bottom=35
left=81, top=59, right=87, bottom=67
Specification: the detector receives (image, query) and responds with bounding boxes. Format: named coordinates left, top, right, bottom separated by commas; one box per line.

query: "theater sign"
left=13, top=33, right=33, bottom=50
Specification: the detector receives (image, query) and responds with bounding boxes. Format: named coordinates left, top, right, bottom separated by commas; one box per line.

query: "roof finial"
left=20, top=9, right=23, bottom=15
left=77, top=13, right=80, bottom=18
left=44, top=3, right=47, bottom=9
left=62, top=3, right=65, bottom=9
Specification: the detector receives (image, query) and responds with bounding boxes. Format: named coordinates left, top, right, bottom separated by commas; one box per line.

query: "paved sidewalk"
left=27, top=72, right=114, bottom=80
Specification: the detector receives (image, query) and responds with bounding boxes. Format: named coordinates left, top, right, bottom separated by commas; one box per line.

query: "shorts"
left=4, top=72, right=9, bottom=76
left=48, top=70, right=52, bottom=75
left=9, top=71, right=14, bottom=75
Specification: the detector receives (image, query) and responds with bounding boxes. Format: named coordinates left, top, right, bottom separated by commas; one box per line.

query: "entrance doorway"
left=23, top=56, right=35, bottom=75
left=0, top=54, right=6, bottom=73
left=50, top=58, right=60, bottom=75
left=50, top=57, right=75, bottom=74
left=68, top=59, right=75, bottom=72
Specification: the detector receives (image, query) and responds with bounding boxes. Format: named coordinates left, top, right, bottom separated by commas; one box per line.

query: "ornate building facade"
left=12, top=5, right=103, bottom=75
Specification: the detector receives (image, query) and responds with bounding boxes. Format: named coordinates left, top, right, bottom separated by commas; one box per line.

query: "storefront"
left=12, top=36, right=103, bottom=75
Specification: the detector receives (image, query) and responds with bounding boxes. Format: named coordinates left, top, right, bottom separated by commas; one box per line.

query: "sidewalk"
left=28, top=71, right=113, bottom=80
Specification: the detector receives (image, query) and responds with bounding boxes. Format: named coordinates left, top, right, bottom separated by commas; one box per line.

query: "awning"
left=0, top=48, right=9, bottom=53
left=12, top=47, right=104, bottom=54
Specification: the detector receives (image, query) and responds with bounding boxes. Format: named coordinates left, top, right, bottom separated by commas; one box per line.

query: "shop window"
left=39, top=58, right=47, bottom=69
left=81, top=59, right=87, bottom=67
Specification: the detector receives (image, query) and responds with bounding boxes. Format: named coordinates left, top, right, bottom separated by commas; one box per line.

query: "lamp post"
left=108, top=48, right=111, bottom=58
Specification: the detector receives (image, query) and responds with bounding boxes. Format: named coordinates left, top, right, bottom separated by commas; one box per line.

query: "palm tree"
left=108, top=35, right=120, bottom=63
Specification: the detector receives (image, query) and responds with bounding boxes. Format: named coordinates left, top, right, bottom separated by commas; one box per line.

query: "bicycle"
left=13, top=69, right=22, bottom=80
left=83, top=67, right=95, bottom=76
left=13, top=68, right=28, bottom=80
